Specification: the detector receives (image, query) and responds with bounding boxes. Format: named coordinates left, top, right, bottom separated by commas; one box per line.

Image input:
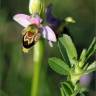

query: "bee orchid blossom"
left=13, top=14, right=57, bottom=52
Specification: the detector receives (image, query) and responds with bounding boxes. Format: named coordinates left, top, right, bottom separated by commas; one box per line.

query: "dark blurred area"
left=0, top=0, right=95, bottom=96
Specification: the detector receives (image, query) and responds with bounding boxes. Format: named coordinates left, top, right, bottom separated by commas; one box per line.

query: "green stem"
left=31, top=40, right=44, bottom=96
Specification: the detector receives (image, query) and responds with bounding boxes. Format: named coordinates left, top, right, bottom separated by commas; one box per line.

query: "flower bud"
left=65, top=17, right=76, bottom=23
left=29, top=0, right=45, bottom=15
left=80, top=74, right=92, bottom=87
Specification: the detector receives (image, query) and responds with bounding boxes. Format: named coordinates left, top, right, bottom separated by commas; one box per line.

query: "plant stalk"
left=31, top=40, right=44, bottom=96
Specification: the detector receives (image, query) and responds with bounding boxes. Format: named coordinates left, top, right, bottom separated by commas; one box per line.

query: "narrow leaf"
left=61, top=84, right=70, bottom=96
left=80, top=49, right=87, bottom=62
left=86, top=37, right=96, bottom=60
left=59, top=34, right=77, bottom=65
left=83, top=63, right=89, bottom=70
left=62, top=81, right=74, bottom=94
left=87, top=61, right=96, bottom=70
left=48, top=57, right=70, bottom=75
left=85, top=68, right=96, bottom=74
left=79, top=49, right=87, bottom=67
left=71, top=89, right=79, bottom=96
left=84, top=61, right=96, bottom=74
left=71, top=83, right=81, bottom=96
left=60, top=87, right=65, bottom=96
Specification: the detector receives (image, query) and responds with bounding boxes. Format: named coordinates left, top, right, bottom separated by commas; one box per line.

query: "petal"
left=42, top=26, right=57, bottom=42
left=48, top=41, right=53, bottom=47
left=46, top=4, right=61, bottom=28
left=13, top=14, right=32, bottom=27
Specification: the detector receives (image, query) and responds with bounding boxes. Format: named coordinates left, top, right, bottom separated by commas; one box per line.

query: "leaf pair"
left=48, top=34, right=78, bottom=76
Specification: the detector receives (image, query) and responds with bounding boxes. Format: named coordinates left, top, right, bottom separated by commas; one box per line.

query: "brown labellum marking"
left=24, top=31, right=34, bottom=45
left=22, top=25, right=41, bottom=49
left=23, top=33, right=35, bottom=49
left=34, top=33, right=41, bottom=42
left=27, top=31, right=33, bottom=37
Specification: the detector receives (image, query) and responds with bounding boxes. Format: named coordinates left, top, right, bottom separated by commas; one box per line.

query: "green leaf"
left=80, top=93, right=85, bottom=96
left=61, top=81, right=74, bottom=96
left=83, top=63, right=89, bottom=70
left=61, top=81, right=74, bottom=94
left=85, top=69, right=95, bottom=75
left=80, top=49, right=87, bottom=62
left=71, top=83, right=81, bottom=96
left=79, top=49, right=87, bottom=67
left=58, top=41, right=70, bottom=65
left=60, top=87, right=65, bottom=96
left=48, top=57, right=70, bottom=75
left=84, top=61, right=96, bottom=74
left=86, top=37, right=96, bottom=60
left=87, top=61, right=96, bottom=70
left=61, top=84, right=70, bottom=96
left=59, top=34, right=77, bottom=65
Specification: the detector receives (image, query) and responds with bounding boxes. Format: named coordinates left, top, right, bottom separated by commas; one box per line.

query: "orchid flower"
left=13, top=13, right=57, bottom=52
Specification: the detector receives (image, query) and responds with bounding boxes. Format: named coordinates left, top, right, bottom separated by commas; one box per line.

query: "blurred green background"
left=0, top=0, right=95, bottom=96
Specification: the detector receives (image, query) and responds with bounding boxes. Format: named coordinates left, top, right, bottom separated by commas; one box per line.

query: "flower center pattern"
left=24, top=31, right=34, bottom=44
